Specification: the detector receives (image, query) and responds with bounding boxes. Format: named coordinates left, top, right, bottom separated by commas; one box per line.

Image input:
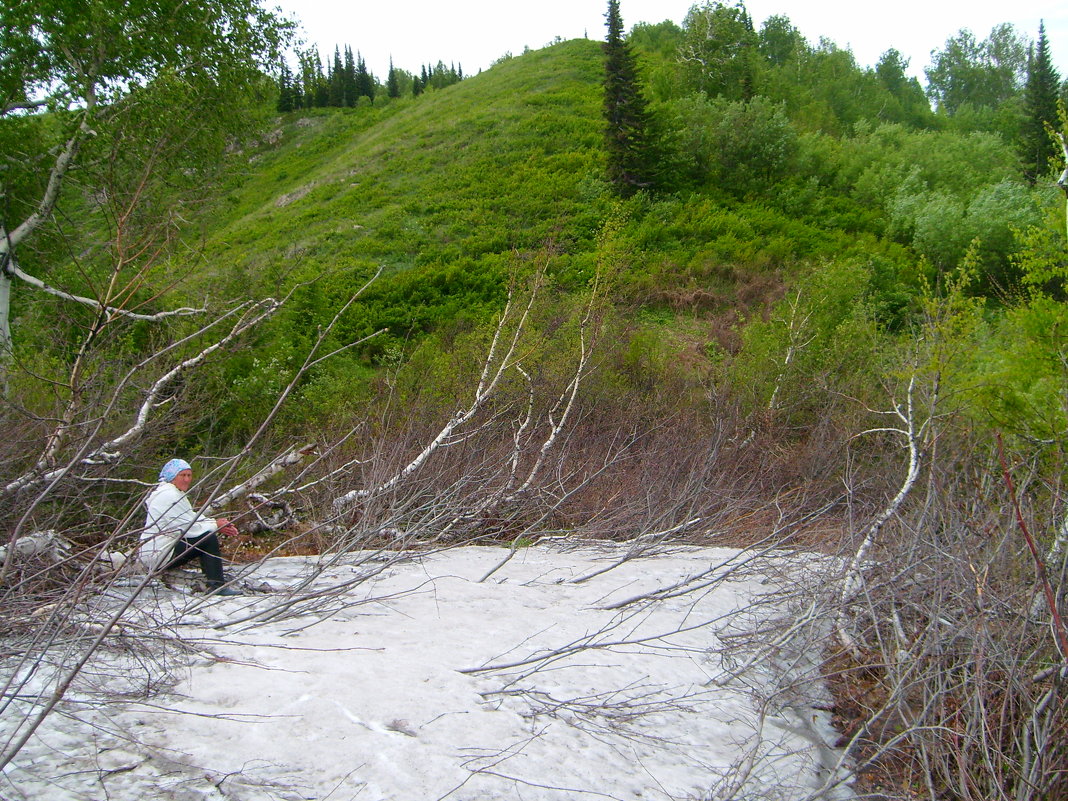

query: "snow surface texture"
left=2, top=543, right=852, bottom=800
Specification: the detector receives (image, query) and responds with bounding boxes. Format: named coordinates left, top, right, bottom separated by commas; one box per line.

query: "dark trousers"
left=165, top=530, right=225, bottom=585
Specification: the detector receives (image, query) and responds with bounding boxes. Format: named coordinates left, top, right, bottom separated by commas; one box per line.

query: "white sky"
left=274, top=0, right=1068, bottom=85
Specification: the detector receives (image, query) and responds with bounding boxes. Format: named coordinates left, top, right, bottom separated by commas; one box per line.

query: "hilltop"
left=202, top=40, right=607, bottom=312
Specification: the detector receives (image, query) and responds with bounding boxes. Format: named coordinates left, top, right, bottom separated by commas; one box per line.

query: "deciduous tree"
left=926, top=24, right=1027, bottom=116
left=678, top=0, right=758, bottom=101
left=0, top=0, right=290, bottom=376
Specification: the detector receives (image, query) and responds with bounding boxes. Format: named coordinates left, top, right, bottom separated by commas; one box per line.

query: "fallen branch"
left=997, top=433, right=1068, bottom=664
left=3, top=255, right=205, bottom=321
left=205, top=443, right=316, bottom=514
left=3, top=298, right=281, bottom=497
left=333, top=270, right=542, bottom=511
left=835, top=376, right=927, bottom=656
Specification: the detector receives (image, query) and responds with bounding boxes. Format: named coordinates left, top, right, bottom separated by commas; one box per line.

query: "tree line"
left=277, top=46, right=464, bottom=111
left=603, top=0, right=1065, bottom=196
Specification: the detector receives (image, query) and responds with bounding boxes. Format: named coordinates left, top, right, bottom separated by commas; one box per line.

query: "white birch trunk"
left=835, top=376, right=925, bottom=655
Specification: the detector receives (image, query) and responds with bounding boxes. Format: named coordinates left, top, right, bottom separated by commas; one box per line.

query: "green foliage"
left=835, top=123, right=1018, bottom=207
left=753, top=36, right=933, bottom=135
left=1, top=0, right=289, bottom=110
left=925, top=24, right=1028, bottom=121
left=0, top=113, right=62, bottom=243
left=1015, top=217, right=1068, bottom=296
left=727, top=260, right=885, bottom=422
left=757, top=15, right=805, bottom=68
left=629, top=20, right=685, bottom=102
left=0, top=0, right=291, bottom=430
left=976, top=295, right=1068, bottom=440
left=660, top=94, right=797, bottom=197
left=873, top=50, right=933, bottom=128
left=905, top=244, right=1068, bottom=450
left=10, top=20, right=1065, bottom=460
left=679, top=1, right=759, bottom=101
left=931, top=246, right=1068, bottom=445
left=889, top=179, right=1044, bottom=283
left=1019, top=24, right=1062, bottom=183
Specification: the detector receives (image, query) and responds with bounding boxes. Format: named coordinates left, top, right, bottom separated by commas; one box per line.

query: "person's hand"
left=215, top=518, right=239, bottom=537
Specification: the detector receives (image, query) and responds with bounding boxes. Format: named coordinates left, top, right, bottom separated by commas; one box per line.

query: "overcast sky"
left=274, top=0, right=1068, bottom=86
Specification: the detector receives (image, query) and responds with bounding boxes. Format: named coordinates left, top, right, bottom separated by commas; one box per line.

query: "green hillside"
left=204, top=36, right=908, bottom=323
left=205, top=40, right=606, bottom=306
left=9, top=30, right=1065, bottom=463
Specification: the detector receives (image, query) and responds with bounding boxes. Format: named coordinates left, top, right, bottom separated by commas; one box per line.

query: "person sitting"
left=141, top=458, right=241, bottom=596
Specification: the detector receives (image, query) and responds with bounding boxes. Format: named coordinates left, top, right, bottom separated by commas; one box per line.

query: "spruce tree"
left=1020, top=22, right=1061, bottom=184
left=387, top=57, right=400, bottom=98
left=277, top=60, right=294, bottom=112
left=299, top=50, right=318, bottom=108
left=356, top=52, right=375, bottom=104
left=292, top=76, right=304, bottom=110
left=313, top=50, right=329, bottom=107
left=343, top=45, right=358, bottom=107
left=603, top=0, right=653, bottom=195
left=328, top=46, right=344, bottom=107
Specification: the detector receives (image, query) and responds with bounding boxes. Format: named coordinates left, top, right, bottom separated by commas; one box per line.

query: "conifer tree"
left=603, top=0, right=653, bottom=195
left=1020, top=22, right=1061, bottom=184
left=343, top=45, right=358, bottom=106
left=277, top=60, right=294, bottom=112
left=312, top=50, right=329, bottom=107
left=329, top=46, right=344, bottom=107
left=387, top=57, right=400, bottom=98
left=356, top=52, right=375, bottom=104
left=292, top=73, right=304, bottom=109
left=298, top=49, right=320, bottom=108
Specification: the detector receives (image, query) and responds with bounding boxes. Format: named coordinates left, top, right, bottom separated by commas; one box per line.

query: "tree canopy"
left=925, top=24, right=1028, bottom=115
left=0, top=0, right=291, bottom=367
left=1, top=0, right=288, bottom=115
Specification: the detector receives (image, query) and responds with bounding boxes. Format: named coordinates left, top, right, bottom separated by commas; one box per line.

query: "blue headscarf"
left=159, top=458, right=192, bottom=483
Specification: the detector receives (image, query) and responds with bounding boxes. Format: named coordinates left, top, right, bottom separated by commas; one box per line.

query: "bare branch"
left=3, top=299, right=279, bottom=497
left=3, top=255, right=205, bottom=321
left=204, top=443, right=316, bottom=514
left=332, top=271, right=542, bottom=511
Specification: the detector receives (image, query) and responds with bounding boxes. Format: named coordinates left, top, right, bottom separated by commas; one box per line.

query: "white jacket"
left=140, top=482, right=217, bottom=569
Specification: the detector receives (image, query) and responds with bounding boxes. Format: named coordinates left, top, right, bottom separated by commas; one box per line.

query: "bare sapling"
left=331, top=268, right=545, bottom=513
left=835, top=374, right=932, bottom=657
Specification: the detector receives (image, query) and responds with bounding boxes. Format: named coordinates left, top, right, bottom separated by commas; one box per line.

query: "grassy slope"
left=200, top=40, right=609, bottom=320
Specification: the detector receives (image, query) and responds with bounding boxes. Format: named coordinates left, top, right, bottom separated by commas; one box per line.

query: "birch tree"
left=0, top=0, right=290, bottom=376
